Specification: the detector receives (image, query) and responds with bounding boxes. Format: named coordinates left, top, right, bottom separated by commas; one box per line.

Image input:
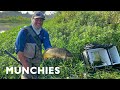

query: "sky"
left=0, top=11, right=56, bottom=15
left=19, top=11, right=56, bottom=15
left=36, top=11, right=56, bottom=15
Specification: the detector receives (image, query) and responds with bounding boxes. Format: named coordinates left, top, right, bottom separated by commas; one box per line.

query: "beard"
left=33, top=24, right=42, bottom=30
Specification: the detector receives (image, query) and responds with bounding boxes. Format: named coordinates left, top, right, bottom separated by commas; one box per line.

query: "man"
left=15, top=11, right=52, bottom=79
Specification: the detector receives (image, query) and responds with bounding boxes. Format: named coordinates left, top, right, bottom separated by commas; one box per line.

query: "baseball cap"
left=32, top=11, right=45, bottom=20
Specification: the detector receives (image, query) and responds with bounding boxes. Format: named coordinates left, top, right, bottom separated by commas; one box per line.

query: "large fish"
left=43, top=47, right=73, bottom=60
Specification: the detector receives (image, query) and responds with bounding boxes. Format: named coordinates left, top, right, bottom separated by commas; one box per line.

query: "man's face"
left=32, top=18, right=44, bottom=29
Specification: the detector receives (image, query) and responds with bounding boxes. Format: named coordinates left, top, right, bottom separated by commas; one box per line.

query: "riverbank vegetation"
left=0, top=11, right=120, bottom=79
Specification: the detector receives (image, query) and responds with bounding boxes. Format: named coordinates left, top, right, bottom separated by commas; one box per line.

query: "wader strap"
left=25, top=26, right=42, bottom=52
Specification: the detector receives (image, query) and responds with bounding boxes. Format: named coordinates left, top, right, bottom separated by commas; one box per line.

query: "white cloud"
left=19, top=11, right=34, bottom=14
left=0, top=11, right=56, bottom=15
left=45, top=11, right=56, bottom=15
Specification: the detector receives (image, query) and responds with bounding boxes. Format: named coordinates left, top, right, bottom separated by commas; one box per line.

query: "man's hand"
left=17, top=51, right=29, bottom=69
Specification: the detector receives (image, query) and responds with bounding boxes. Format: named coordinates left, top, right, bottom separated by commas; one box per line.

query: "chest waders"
left=24, top=26, right=42, bottom=79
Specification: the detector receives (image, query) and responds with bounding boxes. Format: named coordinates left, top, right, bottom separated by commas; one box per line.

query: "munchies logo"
left=6, top=67, right=60, bottom=74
